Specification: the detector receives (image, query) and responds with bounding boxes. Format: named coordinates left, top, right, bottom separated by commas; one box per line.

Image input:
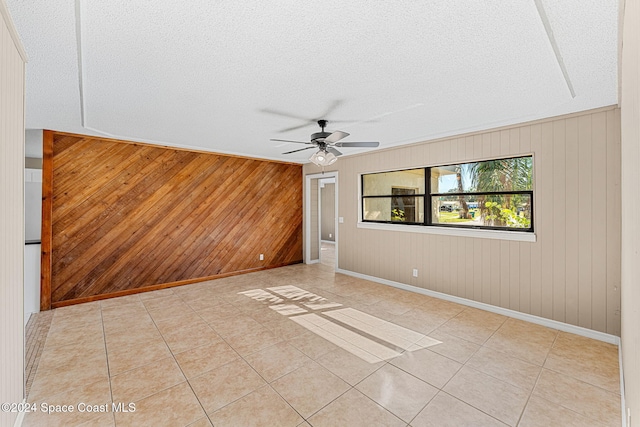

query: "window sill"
left=356, top=222, right=536, bottom=242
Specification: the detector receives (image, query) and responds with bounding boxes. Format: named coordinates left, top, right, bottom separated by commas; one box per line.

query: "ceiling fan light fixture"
left=309, top=150, right=337, bottom=167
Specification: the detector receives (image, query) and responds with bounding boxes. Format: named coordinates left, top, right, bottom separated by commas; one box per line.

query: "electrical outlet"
left=259, top=254, right=264, bottom=261
left=412, top=269, right=418, bottom=278
left=329, top=233, right=332, bottom=238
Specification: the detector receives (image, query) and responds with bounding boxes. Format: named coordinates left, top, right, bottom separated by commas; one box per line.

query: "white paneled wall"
left=305, top=106, right=621, bottom=336
left=0, top=1, right=26, bottom=426
left=621, top=0, right=640, bottom=422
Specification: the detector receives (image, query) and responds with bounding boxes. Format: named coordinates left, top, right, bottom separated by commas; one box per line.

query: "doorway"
left=319, top=178, right=336, bottom=267
left=305, top=172, right=338, bottom=269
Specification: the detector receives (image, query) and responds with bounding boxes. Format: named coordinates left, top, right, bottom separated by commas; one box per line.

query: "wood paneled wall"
left=304, top=106, right=622, bottom=335
left=42, top=131, right=302, bottom=308
left=0, top=3, right=27, bottom=425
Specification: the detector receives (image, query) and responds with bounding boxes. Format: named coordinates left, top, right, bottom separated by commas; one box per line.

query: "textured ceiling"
left=8, top=1, right=618, bottom=163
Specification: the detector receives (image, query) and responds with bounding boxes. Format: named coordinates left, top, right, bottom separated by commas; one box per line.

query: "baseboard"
left=336, top=268, right=621, bottom=346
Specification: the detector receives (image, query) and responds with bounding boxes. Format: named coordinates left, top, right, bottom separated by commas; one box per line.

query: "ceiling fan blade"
left=334, top=141, right=380, bottom=148
left=270, top=138, right=311, bottom=144
left=327, top=147, right=343, bottom=157
left=277, top=122, right=315, bottom=133
left=325, top=131, right=349, bottom=144
left=282, top=146, right=317, bottom=155
left=259, top=108, right=313, bottom=121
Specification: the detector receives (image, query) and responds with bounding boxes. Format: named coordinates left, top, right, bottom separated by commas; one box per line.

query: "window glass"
left=361, top=156, right=533, bottom=231
left=431, top=194, right=532, bottom=229
left=363, top=169, right=425, bottom=196
left=431, top=157, right=533, bottom=194
left=363, top=196, right=424, bottom=223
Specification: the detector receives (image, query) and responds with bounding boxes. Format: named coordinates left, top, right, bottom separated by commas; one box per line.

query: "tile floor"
left=24, top=249, right=621, bottom=426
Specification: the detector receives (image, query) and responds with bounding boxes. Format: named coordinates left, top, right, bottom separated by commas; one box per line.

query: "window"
left=361, top=156, right=533, bottom=231
left=362, top=169, right=425, bottom=224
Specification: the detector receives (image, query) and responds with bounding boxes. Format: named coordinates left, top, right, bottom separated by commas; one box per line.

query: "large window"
left=361, top=156, right=533, bottom=231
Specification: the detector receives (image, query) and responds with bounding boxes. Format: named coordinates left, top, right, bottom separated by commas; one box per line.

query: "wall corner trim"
left=12, top=398, right=26, bottom=427
left=0, top=0, right=27, bottom=61
left=336, top=267, right=621, bottom=345
left=619, top=343, right=627, bottom=427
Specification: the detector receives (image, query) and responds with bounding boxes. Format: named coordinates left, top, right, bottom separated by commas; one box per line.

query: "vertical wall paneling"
left=519, top=241, right=531, bottom=313
left=480, top=239, right=491, bottom=304
left=303, top=106, right=622, bottom=335
left=591, top=112, right=608, bottom=332
left=606, top=109, right=621, bottom=335
left=469, top=238, right=479, bottom=300
left=529, top=123, right=543, bottom=317
left=539, top=122, right=554, bottom=320
left=450, top=236, right=458, bottom=297
left=564, top=117, right=579, bottom=325
left=509, top=241, right=520, bottom=311
left=499, top=240, right=510, bottom=308
left=490, top=240, right=501, bottom=306
left=552, top=119, right=566, bottom=323
left=44, top=132, right=302, bottom=307
left=621, top=1, right=640, bottom=419
left=577, top=115, right=594, bottom=329
left=0, top=3, right=26, bottom=425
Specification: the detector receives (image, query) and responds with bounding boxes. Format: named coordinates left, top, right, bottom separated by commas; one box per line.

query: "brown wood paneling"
left=40, top=130, right=54, bottom=311
left=43, top=131, right=303, bottom=308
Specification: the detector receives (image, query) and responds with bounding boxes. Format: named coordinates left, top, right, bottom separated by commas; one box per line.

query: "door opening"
left=305, top=172, right=338, bottom=269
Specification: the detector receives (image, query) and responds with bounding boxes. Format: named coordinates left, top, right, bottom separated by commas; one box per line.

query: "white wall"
left=24, top=244, right=40, bottom=325
left=24, top=168, right=42, bottom=241
left=620, top=1, right=640, bottom=423
left=25, top=128, right=43, bottom=158
left=0, top=1, right=27, bottom=425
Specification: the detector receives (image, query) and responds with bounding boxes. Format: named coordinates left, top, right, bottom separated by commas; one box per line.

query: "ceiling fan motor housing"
left=311, top=131, right=332, bottom=142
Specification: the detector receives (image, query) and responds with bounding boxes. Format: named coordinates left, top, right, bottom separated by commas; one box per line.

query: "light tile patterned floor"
left=24, top=253, right=621, bottom=426
left=24, top=309, right=54, bottom=397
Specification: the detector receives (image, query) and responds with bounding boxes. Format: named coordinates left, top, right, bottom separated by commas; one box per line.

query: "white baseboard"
left=335, top=267, right=626, bottom=424
left=336, top=268, right=621, bottom=346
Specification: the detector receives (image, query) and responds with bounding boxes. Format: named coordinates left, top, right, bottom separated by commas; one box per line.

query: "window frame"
left=360, top=155, right=534, bottom=233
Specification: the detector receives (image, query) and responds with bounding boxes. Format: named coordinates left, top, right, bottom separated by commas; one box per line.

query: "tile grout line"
left=141, top=291, right=216, bottom=427
left=411, top=313, right=526, bottom=426
left=200, top=292, right=313, bottom=423
left=107, top=294, right=213, bottom=423
left=29, top=263, right=622, bottom=426
left=513, top=330, right=560, bottom=426
left=98, top=302, right=117, bottom=426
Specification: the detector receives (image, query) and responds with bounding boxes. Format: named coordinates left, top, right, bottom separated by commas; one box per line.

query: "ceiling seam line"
left=74, top=0, right=86, bottom=127
left=533, top=0, right=576, bottom=98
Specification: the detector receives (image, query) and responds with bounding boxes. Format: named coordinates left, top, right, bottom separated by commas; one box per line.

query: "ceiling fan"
left=271, top=120, right=380, bottom=166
